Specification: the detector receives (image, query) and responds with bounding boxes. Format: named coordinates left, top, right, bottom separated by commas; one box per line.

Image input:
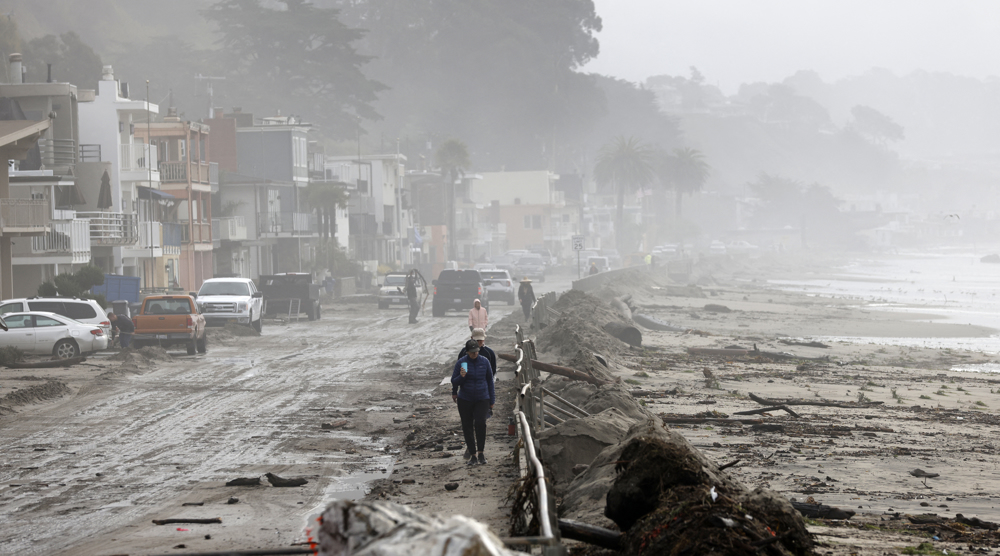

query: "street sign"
left=572, top=235, right=585, bottom=251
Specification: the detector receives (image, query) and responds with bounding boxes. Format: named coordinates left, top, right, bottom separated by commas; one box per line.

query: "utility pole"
left=194, top=74, right=225, bottom=119
left=146, top=80, right=154, bottom=290
left=395, top=138, right=404, bottom=267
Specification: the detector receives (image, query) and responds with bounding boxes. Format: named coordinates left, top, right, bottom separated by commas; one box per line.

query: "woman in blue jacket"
left=452, top=339, right=495, bottom=465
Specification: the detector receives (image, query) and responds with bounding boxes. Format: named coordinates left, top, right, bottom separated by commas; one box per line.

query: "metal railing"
left=38, top=138, right=76, bottom=168
left=120, top=143, right=157, bottom=172
left=0, top=199, right=50, bottom=231
left=213, top=216, right=247, bottom=241
left=76, top=211, right=139, bottom=245
left=30, top=219, right=90, bottom=263
left=257, top=212, right=317, bottom=235
left=79, top=143, right=102, bottom=162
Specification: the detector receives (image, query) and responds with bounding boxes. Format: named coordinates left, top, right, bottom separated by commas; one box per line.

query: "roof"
left=0, top=119, right=49, bottom=149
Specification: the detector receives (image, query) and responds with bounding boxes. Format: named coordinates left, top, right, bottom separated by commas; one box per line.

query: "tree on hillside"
left=306, top=181, right=349, bottom=272
left=203, top=0, right=385, bottom=138
left=329, top=0, right=604, bottom=170
left=22, top=32, right=103, bottom=88
left=0, top=15, right=22, bottom=63
left=659, top=147, right=710, bottom=217
left=594, top=137, right=655, bottom=252
left=434, top=139, right=470, bottom=260
left=746, top=172, right=844, bottom=244
left=851, top=105, right=904, bottom=146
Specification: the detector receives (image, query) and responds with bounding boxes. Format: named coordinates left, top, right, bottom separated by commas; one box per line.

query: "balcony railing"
left=160, top=161, right=187, bottom=183
left=180, top=221, right=213, bottom=244
left=38, top=138, right=77, bottom=169
left=213, top=216, right=247, bottom=241
left=258, top=212, right=317, bottom=236
left=138, top=221, right=163, bottom=249
left=79, top=144, right=102, bottom=162
left=163, top=222, right=182, bottom=247
left=30, top=219, right=90, bottom=263
left=76, top=211, right=139, bottom=246
left=1, top=199, right=50, bottom=232
left=120, top=143, right=157, bottom=172
left=196, top=162, right=210, bottom=184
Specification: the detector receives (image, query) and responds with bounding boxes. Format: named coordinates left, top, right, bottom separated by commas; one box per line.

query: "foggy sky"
left=584, top=0, right=1000, bottom=92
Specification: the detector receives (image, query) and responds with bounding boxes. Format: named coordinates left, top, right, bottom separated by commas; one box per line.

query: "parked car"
left=432, top=269, right=489, bottom=317
left=529, top=247, right=556, bottom=267
left=473, top=263, right=496, bottom=272
left=586, top=256, right=609, bottom=273
left=378, top=273, right=410, bottom=309
left=196, top=277, right=264, bottom=331
left=480, top=269, right=515, bottom=305
left=132, top=295, right=207, bottom=355
left=0, top=297, right=111, bottom=336
left=260, top=273, right=321, bottom=320
left=0, top=311, right=108, bottom=358
left=726, top=240, right=760, bottom=255
left=514, top=255, right=546, bottom=282
left=709, top=240, right=727, bottom=255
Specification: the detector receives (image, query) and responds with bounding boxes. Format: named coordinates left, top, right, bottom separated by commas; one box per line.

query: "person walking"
left=468, top=299, right=488, bottom=333
left=452, top=339, right=495, bottom=465
left=107, top=312, right=134, bottom=348
left=455, top=328, right=496, bottom=379
left=518, top=278, right=536, bottom=321
left=405, top=270, right=419, bottom=324
left=589, top=262, right=599, bottom=275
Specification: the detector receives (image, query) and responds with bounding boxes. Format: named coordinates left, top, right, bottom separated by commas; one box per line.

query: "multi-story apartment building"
left=77, top=65, right=176, bottom=288
left=324, top=153, right=411, bottom=267
left=1, top=54, right=91, bottom=297
left=212, top=111, right=318, bottom=279
left=136, top=108, right=215, bottom=290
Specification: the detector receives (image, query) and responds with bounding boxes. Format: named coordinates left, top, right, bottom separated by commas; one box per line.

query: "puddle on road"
left=301, top=463, right=396, bottom=533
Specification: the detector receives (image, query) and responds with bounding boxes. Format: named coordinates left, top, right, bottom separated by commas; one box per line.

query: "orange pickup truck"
left=131, top=295, right=207, bottom=355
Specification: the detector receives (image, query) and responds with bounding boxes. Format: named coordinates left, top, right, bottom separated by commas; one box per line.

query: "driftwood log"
left=791, top=501, right=855, bottom=520
left=152, top=518, right=222, bottom=525
left=557, top=519, right=621, bottom=549
left=660, top=416, right=763, bottom=425
left=497, top=353, right=610, bottom=385
left=750, top=393, right=882, bottom=408
left=734, top=405, right=801, bottom=418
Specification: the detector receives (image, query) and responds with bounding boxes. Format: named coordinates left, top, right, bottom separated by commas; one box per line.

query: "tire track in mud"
left=0, top=306, right=510, bottom=554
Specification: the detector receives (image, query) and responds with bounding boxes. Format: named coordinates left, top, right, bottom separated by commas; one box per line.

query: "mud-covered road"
left=0, top=299, right=521, bottom=555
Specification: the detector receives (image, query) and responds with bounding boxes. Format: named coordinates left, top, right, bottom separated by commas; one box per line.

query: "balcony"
left=180, top=221, right=213, bottom=244
left=161, top=161, right=213, bottom=185
left=258, top=212, right=317, bottom=237
left=120, top=143, right=158, bottom=172
left=79, top=144, right=102, bottom=162
left=213, top=216, right=247, bottom=241
left=163, top=222, right=182, bottom=254
left=1, top=199, right=50, bottom=234
left=76, top=211, right=139, bottom=246
left=38, top=138, right=77, bottom=170
left=30, top=219, right=91, bottom=263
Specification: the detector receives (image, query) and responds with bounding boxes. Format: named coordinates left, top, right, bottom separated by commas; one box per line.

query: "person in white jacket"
left=468, top=299, right=488, bottom=332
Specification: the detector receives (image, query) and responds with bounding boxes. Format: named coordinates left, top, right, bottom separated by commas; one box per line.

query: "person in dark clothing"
left=454, top=328, right=497, bottom=405
left=107, top=312, right=134, bottom=348
left=404, top=270, right=419, bottom=324
left=589, top=262, right=599, bottom=275
left=451, top=340, right=495, bottom=465
left=517, top=278, right=536, bottom=321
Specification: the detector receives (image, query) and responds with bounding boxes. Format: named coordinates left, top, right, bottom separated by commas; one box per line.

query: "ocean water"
left=766, top=252, right=1000, bottom=370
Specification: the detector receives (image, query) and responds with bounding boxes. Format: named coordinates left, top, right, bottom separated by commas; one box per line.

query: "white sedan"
left=0, top=311, right=108, bottom=358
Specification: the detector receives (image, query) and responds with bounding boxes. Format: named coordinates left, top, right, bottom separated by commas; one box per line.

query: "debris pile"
left=316, top=500, right=519, bottom=556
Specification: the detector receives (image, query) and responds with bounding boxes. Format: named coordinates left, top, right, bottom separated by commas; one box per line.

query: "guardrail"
left=509, top=324, right=583, bottom=555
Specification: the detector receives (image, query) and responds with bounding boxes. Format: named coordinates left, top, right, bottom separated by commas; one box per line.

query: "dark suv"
left=432, top=270, right=489, bottom=317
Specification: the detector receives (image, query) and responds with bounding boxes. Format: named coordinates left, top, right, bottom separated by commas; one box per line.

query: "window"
left=198, top=281, right=250, bottom=296
left=143, top=298, right=194, bottom=314
left=0, top=302, right=23, bottom=314
left=34, top=316, right=64, bottom=327
left=179, top=139, right=187, bottom=161
left=4, top=315, right=31, bottom=329
left=28, top=301, right=63, bottom=313
left=532, top=215, right=543, bottom=229
left=64, top=302, right=98, bottom=320
left=523, top=215, right=532, bottom=229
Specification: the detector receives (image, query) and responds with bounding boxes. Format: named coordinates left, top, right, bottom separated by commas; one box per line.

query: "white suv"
left=196, top=278, right=264, bottom=331
left=0, top=297, right=111, bottom=336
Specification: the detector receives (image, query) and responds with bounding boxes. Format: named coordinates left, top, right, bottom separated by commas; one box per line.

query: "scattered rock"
left=227, top=497, right=239, bottom=504
left=225, top=477, right=261, bottom=487
left=401, top=479, right=415, bottom=484
left=572, top=464, right=589, bottom=476
left=322, top=420, right=348, bottom=430
left=445, top=483, right=459, bottom=491
left=266, top=473, right=308, bottom=487
left=909, top=469, right=940, bottom=478
left=791, top=501, right=855, bottom=520
left=703, top=304, right=732, bottom=313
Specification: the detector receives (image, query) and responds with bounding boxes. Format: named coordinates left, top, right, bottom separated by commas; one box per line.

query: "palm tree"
left=305, top=181, right=348, bottom=271
left=660, top=147, right=710, bottom=217
left=594, top=136, right=654, bottom=253
left=434, top=139, right=470, bottom=261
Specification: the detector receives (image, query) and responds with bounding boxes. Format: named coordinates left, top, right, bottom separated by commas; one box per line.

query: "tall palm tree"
left=660, top=147, right=710, bottom=217
left=594, top=136, right=654, bottom=252
left=305, top=181, right=348, bottom=271
left=434, top=139, right=470, bottom=261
